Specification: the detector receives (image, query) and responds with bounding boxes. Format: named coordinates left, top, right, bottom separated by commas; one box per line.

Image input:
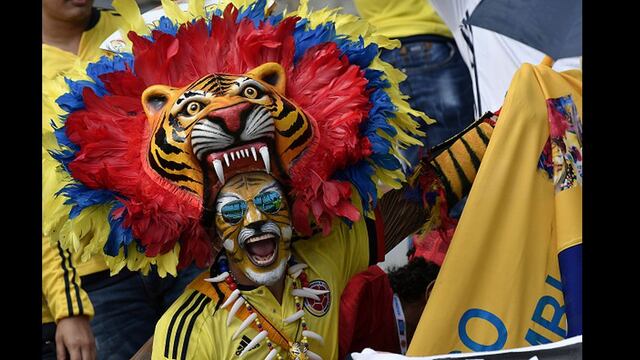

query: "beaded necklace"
left=205, top=255, right=327, bottom=360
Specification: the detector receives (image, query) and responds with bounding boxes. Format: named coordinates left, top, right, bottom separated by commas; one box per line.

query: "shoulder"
left=153, top=289, right=217, bottom=360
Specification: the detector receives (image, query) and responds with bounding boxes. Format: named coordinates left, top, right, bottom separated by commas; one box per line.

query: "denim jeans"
left=83, top=263, right=205, bottom=360
left=380, top=35, right=475, bottom=168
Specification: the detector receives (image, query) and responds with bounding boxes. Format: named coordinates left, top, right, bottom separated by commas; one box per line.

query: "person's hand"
left=55, top=315, right=96, bottom=360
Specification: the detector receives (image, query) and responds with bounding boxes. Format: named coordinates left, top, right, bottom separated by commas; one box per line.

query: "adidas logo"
left=235, top=335, right=260, bottom=356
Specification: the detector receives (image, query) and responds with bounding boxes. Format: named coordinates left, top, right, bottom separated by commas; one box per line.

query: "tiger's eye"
left=186, top=102, right=202, bottom=116
left=243, top=86, right=258, bottom=99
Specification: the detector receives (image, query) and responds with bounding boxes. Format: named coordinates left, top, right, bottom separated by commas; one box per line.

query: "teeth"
left=251, top=147, right=257, bottom=161
left=223, top=153, right=230, bottom=167
left=230, top=152, right=235, bottom=161
left=213, top=159, right=225, bottom=185
left=247, top=234, right=275, bottom=243
left=259, top=146, right=270, bottom=173
left=236, top=151, right=242, bottom=159
left=243, top=149, right=249, bottom=158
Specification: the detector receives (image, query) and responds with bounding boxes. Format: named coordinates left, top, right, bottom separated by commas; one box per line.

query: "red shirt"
left=339, top=265, right=400, bottom=358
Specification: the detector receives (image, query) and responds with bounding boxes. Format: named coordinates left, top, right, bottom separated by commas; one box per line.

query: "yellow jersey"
left=353, top=0, right=452, bottom=39
left=42, top=8, right=124, bottom=324
left=152, top=200, right=378, bottom=359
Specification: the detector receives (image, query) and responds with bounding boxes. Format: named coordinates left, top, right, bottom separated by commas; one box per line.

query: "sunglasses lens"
left=220, top=200, right=247, bottom=224
left=254, top=191, right=282, bottom=214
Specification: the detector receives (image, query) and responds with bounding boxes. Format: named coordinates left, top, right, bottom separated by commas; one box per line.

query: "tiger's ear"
left=247, top=62, right=286, bottom=94
left=141, top=85, right=176, bottom=118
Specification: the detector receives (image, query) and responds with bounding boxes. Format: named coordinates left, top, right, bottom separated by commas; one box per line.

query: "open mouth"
left=206, top=141, right=271, bottom=185
left=244, top=232, right=279, bottom=267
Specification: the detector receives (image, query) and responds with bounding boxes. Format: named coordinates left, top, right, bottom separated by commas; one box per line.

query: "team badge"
left=303, top=280, right=331, bottom=317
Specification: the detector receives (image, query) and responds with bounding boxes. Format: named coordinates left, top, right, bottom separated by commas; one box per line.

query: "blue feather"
left=86, top=53, right=135, bottom=89
left=236, top=0, right=266, bottom=27
left=268, top=13, right=283, bottom=25
left=105, top=203, right=134, bottom=257
left=364, top=69, right=389, bottom=90
left=56, top=78, right=107, bottom=113
left=334, top=160, right=376, bottom=211
left=292, top=21, right=338, bottom=62
left=55, top=183, right=117, bottom=219
left=48, top=148, right=76, bottom=174
left=338, top=36, right=378, bottom=68
left=155, top=16, right=179, bottom=36
left=370, top=153, right=401, bottom=171
left=51, top=118, right=79, bottom=152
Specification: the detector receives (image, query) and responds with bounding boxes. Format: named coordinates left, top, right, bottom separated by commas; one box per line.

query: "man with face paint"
left=215, top=172, right=294, bottom=300
left=153, top=170, right=395, bottom=359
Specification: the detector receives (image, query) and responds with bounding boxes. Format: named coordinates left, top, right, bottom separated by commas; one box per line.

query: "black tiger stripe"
left=273, top=100, right=295, bottom=120
left=276, top=112, right=305, bottom=137
left=56, top=243, right=74, bottom=317
left=186, top=76, right=215, bottom=93
left=200, top=76, right=221, bottom=93
left=431, top=161, right=456, bottom=204
left=285, top=121, right=312, bottom=152
left=178, top=296, right=212, bottom=360
left=447, top=148, right=472, bottom=194
left=155, top=127, right=183, bottom=155
left=164, top=291, right=200, bottom=358
left=172, top=294, right=208, bottom=359
left=475, top=125, right=490, bottom=146
left=66, top=250, right=84, bottom=315
left=154, top=150, right=194, bottom=171
left=149, top=153, right=199, bottom=184
left=459, top=137, right=482, bottom=169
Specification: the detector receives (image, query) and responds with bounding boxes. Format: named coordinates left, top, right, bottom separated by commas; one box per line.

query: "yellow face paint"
left=215, top=172, right=292, bottom=285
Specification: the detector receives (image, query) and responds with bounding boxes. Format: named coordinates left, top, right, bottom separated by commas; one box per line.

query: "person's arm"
left=42, top=236, right=96, bottom=360
left=377, top=114, right=496, bottom=252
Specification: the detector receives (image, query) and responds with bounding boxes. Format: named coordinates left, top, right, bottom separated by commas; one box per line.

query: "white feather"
left=292, top=288, right=320, bottom=301
left=264, top=349, right=278, bottom=360
left=232, top=313, right=257, bottom=340
left=227, top=297, right=245, bottom=326
left=306, top=350, right=322, bottom=360
left=221, top=289, right=240, bottom=309
left=302, top=287, right=329, bottom=295
left=239, top=330, right=268, bottom=357
left=204, top=272, right=228, bottom=283
left=302, top=330, right=324, bottom=345
left=287, top=263, right=308, bottom=275
left=283, top=309, right=305, bottom=324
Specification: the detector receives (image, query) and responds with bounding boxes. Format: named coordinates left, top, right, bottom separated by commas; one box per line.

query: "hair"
left=388, top=257, right=440, bottom=304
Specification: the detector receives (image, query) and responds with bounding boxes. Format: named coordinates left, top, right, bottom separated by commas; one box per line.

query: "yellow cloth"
left=353, top=0, right=452, bottom=39
left=407, top=63, right=582, bottom=354
left=42, top=9, right=124, bottom=324
left=152, top=197, right=371, bottom=359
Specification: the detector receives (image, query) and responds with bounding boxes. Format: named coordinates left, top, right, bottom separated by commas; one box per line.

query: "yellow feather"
left=155, top=243, right=180, bottom=277
left=112, top=0, right=149, bottom=35
left=188, top=0, right=205, bottom=18
left=161, top=0, right=190, bottom=23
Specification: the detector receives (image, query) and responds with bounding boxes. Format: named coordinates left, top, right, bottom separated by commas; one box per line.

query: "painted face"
left=215, top=172, right=292, bottom=286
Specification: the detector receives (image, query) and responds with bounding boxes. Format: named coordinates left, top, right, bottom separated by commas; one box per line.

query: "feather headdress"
left=44, top=0, right=430, bottom=276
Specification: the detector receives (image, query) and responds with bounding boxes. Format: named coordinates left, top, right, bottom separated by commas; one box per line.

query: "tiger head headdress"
left=46, top=0, right=429, bottom=275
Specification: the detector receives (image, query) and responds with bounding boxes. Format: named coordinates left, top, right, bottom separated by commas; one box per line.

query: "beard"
left=242, top=257, right=288, bottom=286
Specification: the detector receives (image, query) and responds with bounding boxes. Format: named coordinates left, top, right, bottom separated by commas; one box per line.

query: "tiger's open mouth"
left=205, top=141, right=271, bottom=185
left=244, top=232, right=279, bottom=267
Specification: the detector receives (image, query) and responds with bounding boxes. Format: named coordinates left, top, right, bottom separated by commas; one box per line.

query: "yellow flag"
left=408, top=63, right=582, bottom=355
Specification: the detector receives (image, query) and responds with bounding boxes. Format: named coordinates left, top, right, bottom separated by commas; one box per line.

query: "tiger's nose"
left=207, top=102, right=252, bottom=134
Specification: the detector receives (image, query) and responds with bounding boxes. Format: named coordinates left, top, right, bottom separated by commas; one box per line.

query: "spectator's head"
left=388, top=257, right=440, bottom=343
left=43, top=0, right=94, bottom=24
